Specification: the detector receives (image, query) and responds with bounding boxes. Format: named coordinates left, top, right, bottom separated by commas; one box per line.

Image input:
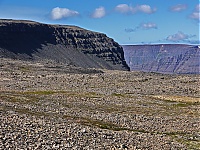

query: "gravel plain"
left=0, top=58, right=200, bottom=149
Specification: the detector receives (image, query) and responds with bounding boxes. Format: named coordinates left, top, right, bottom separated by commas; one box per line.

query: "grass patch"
left=23, top=90, right=58, bottom=95
left=79, top=92, right=102, bottom=98
left=80, top=118, right=150, bottom=133
left=61, top=91, right=103, bottom=99
left=1, top=104, right=48, bottom=117
left=172, top=103, right=190, bottom=107
left=0, top=94, right=40, bottom=104
left=63, top=115, right=149, bottom=132
left=0, top=91, right=41, bottom=103
left=111, top=93, right=126, bottom=97
left=150, top=95, right=200, bottom=104
left=19, top=66, right=31, bottom=72
left=167, top=133, right=200, bottom=150
left=111, top=93, right=138, bottom=99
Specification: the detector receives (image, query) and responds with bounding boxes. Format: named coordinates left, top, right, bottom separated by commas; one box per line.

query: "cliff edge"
left=123, top=44, right=199, bottom=74
left=0, top=19, right=130, bottom=71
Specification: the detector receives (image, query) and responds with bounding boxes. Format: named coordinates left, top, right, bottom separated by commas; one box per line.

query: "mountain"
left=122, top=44, right=200, bottom=74
left=0, top=19, right=130, bottom=71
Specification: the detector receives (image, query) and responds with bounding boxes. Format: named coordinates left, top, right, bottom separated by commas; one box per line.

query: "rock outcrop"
left=122, top=44, right=200, bottom=74
left=0, top=19, right=129, bottom=71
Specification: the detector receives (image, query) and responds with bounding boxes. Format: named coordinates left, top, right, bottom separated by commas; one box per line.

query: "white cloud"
left=140, top=22, right=157, bottom=29
left=190, top=12, right=200, bottom=20
left=136, top=5, right=157, bottom=14
left=115, top=4, right=130, bottom=13
left=51, top=7, right=79, bottom=20
left=125, top=22, right=157, bottom=33
left=190, top=4, right=200, bottom=21
left=115, top=4, right=156, bottom=14
left=91, top=7, right=106, bottom=18
left=170, top=4, right=187, bottom=12
left=166, top=31, right=189, bottom=42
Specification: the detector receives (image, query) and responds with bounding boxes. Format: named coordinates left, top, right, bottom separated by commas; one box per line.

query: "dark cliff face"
left=122, top=44, right=200, bottom=74
left=0, top=19, right=129, bottom=71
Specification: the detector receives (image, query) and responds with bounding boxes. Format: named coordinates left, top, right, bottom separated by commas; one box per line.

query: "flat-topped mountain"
left=0, top=19, right=130, bottom=71
left=122, top=44, right=200, bottom=74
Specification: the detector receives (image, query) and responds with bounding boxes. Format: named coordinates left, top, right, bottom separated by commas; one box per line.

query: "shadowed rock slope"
left=0, top=19, right=129, bottom=71
left=123, top=44, right=200, bottom=74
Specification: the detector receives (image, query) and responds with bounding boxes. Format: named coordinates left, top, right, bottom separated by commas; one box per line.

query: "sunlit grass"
left=150, top=95, right=200, bottom=103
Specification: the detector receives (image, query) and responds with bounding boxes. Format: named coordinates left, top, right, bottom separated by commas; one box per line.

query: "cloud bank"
left=51, top=7, right=79, bottom=20
left=115, top=4, right=156, bottom=14
left=50, top=4, right=156, bottom=20
left=125, top=22, right=157, bottom=33
left=166, top=31, right=189, bottom=42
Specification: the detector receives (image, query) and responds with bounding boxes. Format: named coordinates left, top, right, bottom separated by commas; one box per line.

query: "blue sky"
left=0, top=0, right=199, bottom=45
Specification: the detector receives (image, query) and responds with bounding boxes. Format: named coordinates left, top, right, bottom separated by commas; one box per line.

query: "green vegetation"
left=111, top=93, right=125, bottom=97
left=23, top=90, right=58, bottom=95
left=19, top=66, right=31, bottom=72
left=167, top=133, right=200, bottom=150
left=1, top=89, right=199, bottom=149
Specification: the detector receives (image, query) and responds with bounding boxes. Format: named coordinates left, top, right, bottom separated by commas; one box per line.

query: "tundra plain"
left=0, top=58, right=200, bottom=149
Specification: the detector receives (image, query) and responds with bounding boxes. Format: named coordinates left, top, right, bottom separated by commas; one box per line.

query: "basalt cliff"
left=0, top=19, right=129, bottom=71
left=123, top=44, right=200, bottom=74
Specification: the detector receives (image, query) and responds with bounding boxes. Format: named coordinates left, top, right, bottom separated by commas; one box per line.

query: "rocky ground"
left=0, top=58, right=200, bottom=149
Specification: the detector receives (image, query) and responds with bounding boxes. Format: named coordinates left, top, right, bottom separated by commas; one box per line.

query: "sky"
left=0, top=0, right=199, bottom=45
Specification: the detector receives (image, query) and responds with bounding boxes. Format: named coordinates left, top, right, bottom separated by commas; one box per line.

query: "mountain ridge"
left=0, top=19, right=130, bottom=71
left=122, top=44, right=200, bottom=74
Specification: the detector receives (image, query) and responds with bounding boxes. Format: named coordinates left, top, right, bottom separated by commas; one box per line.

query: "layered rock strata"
left=0, top=19, right=129, bottom=71
left=122, top=44, right=199, bottom=74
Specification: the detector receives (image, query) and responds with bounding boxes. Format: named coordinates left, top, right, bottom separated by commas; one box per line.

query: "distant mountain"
left=0, top=19, right=130, bottom=71
left=122, top=44, right=200, bottom=74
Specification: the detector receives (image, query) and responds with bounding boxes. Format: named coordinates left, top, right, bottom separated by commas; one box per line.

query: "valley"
left=0, top=19, right=199, bottom=149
